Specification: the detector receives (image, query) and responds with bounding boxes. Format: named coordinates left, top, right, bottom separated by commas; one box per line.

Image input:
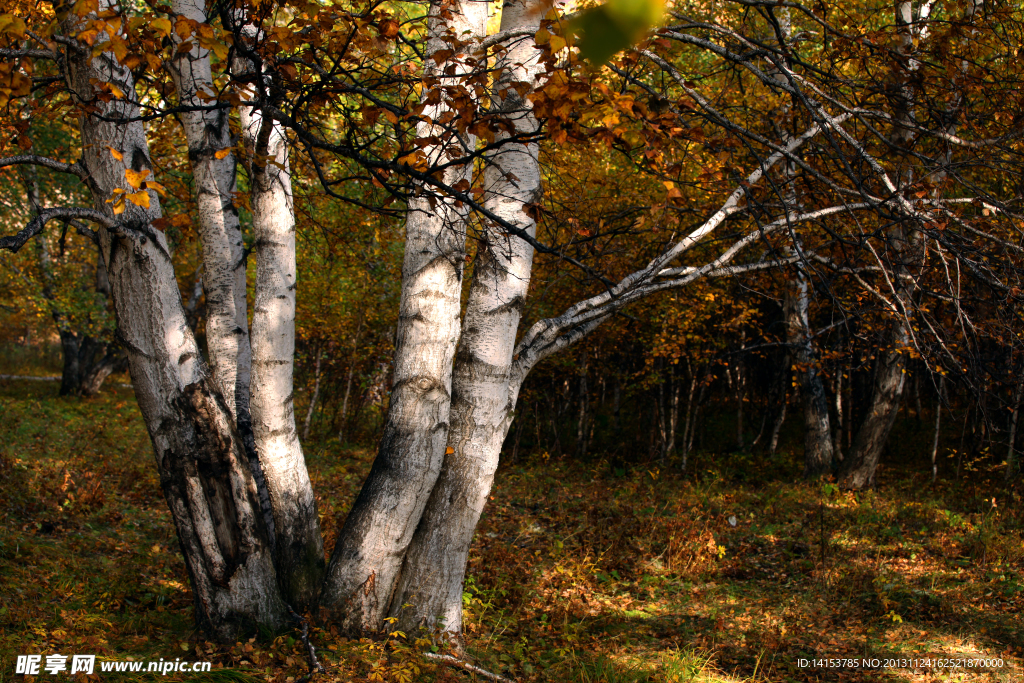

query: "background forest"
left=1, top=0, right=1022, bottom=680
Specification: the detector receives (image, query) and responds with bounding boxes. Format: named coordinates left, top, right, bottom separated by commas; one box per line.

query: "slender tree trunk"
left=239, top=87, right=324, bottom=611
left=1007, top=372, right=1023, bottom=482
left=680, top=362, right=698, bottom=471
left=577, top=350, right=589, bottom=458
left=386, top=0, right=546, bottom=638
left=302, top=346, right=323, bottom=442
left=931, top=375, right=944, bottom=482
left=768, top=357, right=790, bottom=456
left=169, top=0, right=252, bottom=431
left=320, top=0, right=488, bottom=634
left=666, top=366, right=680, bottom=462
left=62, top=5, right=284, bottom=639
left=338, top=317, right=364, bottom=443
left=833, top=371, right=844, bottom=462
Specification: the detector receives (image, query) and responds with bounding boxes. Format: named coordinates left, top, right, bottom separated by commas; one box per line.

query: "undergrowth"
left=0, top=377, right=1021, bottom=682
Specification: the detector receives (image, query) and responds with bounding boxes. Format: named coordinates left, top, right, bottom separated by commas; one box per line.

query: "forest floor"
left=0, top=372, right=1021, bottom=683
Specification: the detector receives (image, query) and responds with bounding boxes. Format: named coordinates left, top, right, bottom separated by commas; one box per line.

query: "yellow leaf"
left=143, top=180, right=167, bottom=197
left=124, top=168, right=150, bottom=189
left=214, top=147, right=232, bottom=160
left=174, top=17, right=194, bottom=40
left=111, top=199, right=125, bottom=215
left=127, top=191, right=150, bottom=208
left=108, top=83, right=125, bottom=99
left=151, top=17, right=171, bottom=38
left=209, top=41, right=229, bottom=62
left=107, top=146, right=123, bottom=161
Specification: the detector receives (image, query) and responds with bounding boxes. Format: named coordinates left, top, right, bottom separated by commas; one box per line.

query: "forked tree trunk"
left=173, top=0, right=324, bottom=610
left=63, top=4, right=284, bottom=639
left=239, top=89, right=325, bottom=611
left=320, top=0, right=488, bottom=634
left=386, top=0, right=546, bottom=638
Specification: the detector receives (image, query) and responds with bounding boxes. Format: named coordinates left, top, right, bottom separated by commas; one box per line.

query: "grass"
left=0, top=373, right=1021, bottom=682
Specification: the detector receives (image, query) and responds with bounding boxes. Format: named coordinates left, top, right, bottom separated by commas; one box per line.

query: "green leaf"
left=569, top=0, right=665, bottom=66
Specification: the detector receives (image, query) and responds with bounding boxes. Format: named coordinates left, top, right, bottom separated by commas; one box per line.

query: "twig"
left=285, top=604, right=326, bottom=683
left=425, top=652, right=516, bottom=683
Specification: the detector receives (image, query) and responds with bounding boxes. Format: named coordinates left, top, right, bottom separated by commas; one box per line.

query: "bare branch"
left=0, top=207, right=115, bottom=253
left=0, top=155, right=89, bottom=182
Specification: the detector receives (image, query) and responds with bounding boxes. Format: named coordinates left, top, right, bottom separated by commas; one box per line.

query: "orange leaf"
left=214, top=147, right=232, bottom=160
left=124, top=168, right=150, bottom=189
left=126, top=191, right=150, bottom=208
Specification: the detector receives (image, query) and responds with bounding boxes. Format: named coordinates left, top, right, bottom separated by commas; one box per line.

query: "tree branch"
left=0, top=207, right=115, bottom=253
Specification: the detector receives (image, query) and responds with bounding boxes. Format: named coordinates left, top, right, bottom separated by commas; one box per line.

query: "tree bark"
left=168, top=0, right=252, bottom=430
left=320, top=0, right=488, bottom=634
left=385, top=0, right=546, bottom=638
left=61, top=4, right=285, bottom=639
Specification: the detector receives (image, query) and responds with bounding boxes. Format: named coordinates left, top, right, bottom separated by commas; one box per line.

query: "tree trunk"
left=338, top=318, right=363, bottom=443
left=576, top=350, right=589, bottom=458
left=320, top=0, right=488, bottom=634
left=302, top=346, right=323, bottom=442
left=79, top=346, right=128, bottom=395
left=385, top=0, right=545, bottom=638
left=169, top=0, right=252, bottom=431
left=1007, top=372, right=1022, bottom=482
left=173, top=0, right=320, bottom=608
left=63, top=5, right=285, bottom=639
left=931, top=374, right=944, bottom=482
left=784, top=274, right=834, bottom=478
left=837, top=322, right=909, bottom=489
left=239, top=86, right=324, bottom=611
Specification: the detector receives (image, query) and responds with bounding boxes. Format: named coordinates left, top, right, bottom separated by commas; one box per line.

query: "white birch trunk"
left=387, top=0, right=546, bottom=637
left=168, top=0, right=252, bottom=432
left=238, top=91, right=325, bottom=610
left=320, top=0, right=488, bottom=634
left=62, top=3, right=284, bottom=639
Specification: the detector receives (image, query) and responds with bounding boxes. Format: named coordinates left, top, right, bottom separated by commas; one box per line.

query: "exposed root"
left=286, top=604, right=326, bottom=683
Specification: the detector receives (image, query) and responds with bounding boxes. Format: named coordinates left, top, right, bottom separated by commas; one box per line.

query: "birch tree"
left=0, top=0, right=286, bottom=639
